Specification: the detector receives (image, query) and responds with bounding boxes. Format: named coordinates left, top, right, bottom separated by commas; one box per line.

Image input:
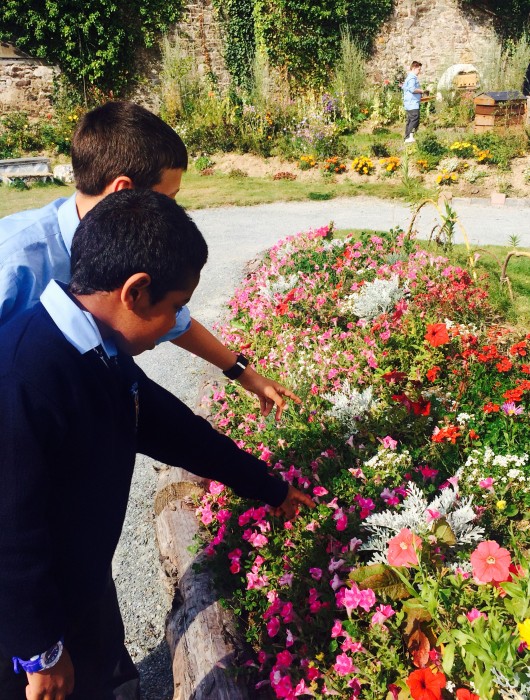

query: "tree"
left=0, top=0, right=184, bottom=96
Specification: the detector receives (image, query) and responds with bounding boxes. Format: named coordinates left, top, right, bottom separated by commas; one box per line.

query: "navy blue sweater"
left=0, top=303, right=288, bottom=659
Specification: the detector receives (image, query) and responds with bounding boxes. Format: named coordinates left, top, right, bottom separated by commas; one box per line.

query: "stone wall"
left=0, top=43, right=56, bottom=116
left=370, top=0, right=497, bottom=88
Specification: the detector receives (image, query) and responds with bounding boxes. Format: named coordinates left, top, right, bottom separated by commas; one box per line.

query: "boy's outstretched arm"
left=172, top=318, right=301, bottom=420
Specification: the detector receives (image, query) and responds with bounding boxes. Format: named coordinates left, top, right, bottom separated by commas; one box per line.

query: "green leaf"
left=442, top=643, right=455, bottom=674
left=349, top=564, right=411, bottom=600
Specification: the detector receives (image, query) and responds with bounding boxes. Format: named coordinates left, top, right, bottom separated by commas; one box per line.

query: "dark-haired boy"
left=0, top=190, right=314, bottom=700
left=0, top=101, right=298, bottom=419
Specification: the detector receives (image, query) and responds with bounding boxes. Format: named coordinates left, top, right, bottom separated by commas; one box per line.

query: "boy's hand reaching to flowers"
left=272, top=485, right=315, bottom=520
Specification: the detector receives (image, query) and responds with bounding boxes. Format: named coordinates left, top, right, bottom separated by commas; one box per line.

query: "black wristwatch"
left=222, top=353, right=249, bottom=380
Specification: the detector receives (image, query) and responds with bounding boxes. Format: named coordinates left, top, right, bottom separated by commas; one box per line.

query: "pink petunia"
left=479, top=477, right=494, bottom=489
left=381, top=435, right=398, bottom=450
left=309, top=567, right=323, bottom=581
left=466, top=608, right=487, bottom=623
left=470, top=540, right=512, bottom=584
left=387, top=528, right=422, bottom=567
left=331, top=620, right=344, bottom=638
left=371, top=604, right=395, bottom=626
left=266, top=616, right=281, bottom=637
left=334, top=653, right=355, bottom=676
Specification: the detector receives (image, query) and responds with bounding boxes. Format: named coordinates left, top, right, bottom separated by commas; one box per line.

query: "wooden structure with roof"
left=473, top=91, right=527, bottom=132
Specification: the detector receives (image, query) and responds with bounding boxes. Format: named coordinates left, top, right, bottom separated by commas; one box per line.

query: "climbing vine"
left=0, top=0, right=184, bottom=97
left=459, top=0, right=530, bottom=37
left=214, top=0, right=393, bottom=90
left=213, top=0, right=256, bottom=92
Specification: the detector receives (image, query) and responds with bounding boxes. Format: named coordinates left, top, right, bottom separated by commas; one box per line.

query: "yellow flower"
left=496, top=500, right=507, bottom=511
left=518, top=619, right=530, bottom=645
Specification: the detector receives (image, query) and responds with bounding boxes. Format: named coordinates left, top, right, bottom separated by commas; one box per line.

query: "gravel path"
left=113, top=195, right=530, bottom=698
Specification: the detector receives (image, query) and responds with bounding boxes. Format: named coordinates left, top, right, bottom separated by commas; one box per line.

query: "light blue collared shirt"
left=403, top=72, right=421, bottom=110
left=0, top=194, right=191, bottom=339
left=41, top=279, right=118, bottom=359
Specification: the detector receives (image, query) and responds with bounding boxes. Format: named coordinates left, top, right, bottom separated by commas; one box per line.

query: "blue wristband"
left=12, top=639, right=63, bottom=674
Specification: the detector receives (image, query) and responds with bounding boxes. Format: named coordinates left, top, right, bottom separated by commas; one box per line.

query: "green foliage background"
left=0, top=0, right=184, bottom=95
left=459, top=0, right=530, bottom=37
left=214, top=0, right=394, bottom=89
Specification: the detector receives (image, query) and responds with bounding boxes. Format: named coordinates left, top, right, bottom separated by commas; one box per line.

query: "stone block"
left=53, top=164, right=75, bottom=183
left=490, top=192, right=506, bottom=206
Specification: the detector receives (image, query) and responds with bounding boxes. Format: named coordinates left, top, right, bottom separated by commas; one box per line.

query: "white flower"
left=339, top=274, right=403, bottom=321
left=323, top=382, right=376, bottom=435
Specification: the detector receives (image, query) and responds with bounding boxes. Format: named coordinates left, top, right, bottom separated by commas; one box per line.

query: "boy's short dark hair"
left=72, top=102, right=188, bottom=195
left=69, top=190, right=208, bottom=303
left=410, top=61, right=422, bottom=70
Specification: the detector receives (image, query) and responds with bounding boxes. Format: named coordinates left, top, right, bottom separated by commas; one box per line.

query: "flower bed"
left=197, top=227, right=530, bottom=700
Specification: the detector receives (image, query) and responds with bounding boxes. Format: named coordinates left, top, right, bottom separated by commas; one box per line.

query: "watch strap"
left=222, top=353, right=249, bottom=380
left=13, top=639, right=63, bottom=674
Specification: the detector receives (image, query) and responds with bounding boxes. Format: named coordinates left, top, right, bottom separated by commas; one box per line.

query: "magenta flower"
left=371, top=604, right=395, bottom=626
left=479, top=477, right=495, bottom=490
left=334, top=652, right=356, bottom=676
left=309, top=567, right=323, bottom=581
left=502, top=401, right=524, bottom=416
left=331, top=620, right=344, bottom=638
left=466, top=608, right=487, bottom=623
left=266, top=616, right=280, bottom=637
left=381, top=435, right=398, bottom=450
left=313, top=486, right=329, bottom=497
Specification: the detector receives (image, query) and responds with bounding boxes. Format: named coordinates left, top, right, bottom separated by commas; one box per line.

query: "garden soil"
left=116, top=195, right=530, bottom=698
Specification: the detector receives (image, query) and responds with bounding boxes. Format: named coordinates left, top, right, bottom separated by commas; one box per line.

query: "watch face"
left=42, top=642, right=62, bottom=668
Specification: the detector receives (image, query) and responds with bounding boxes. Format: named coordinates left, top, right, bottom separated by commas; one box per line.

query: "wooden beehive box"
left=453, top=71, right=478, bottom=89
left=474, top=91, right=527, bottom=132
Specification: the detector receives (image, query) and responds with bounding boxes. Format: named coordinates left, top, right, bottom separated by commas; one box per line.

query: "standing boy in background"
left=403, top=60, right=424, bottom=143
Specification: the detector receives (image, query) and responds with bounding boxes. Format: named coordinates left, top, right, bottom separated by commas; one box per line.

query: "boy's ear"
left=121, top=273, right=152, bottom=309
left=104, top=175, right=135, bottom=194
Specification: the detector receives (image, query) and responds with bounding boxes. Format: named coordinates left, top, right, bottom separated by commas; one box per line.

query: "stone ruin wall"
left=0, top=43, right=57, bottom=117
left=1, top=0, right=498, bottom=116
left=370, top=0, right=497, bottom=88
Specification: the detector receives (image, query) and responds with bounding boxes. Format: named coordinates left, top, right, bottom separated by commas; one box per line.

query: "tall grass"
left=159, top=31, right=203, bottom=124
left=332, top=27, right=367, bottom=120
left=478, top=33, right=530, bottom=92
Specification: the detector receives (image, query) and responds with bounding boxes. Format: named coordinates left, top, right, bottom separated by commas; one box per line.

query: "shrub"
left=299, top=155, right=318, bottom=170
left=272, top=171, right=297, bottom=180
left=322, top=156, right=346, bottom=174
left=195, top=155, right=215, bottom=172
left=228, top=168, right=248, bottom=178
left=471, top=131, right=526, bottom=170
left=371, top=142, right=391, bottom=158
left=379, top=156, right=401, bottom=174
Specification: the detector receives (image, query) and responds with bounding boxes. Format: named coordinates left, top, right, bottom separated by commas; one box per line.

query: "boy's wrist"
left=223, top=353, right=249, bottom=380
left=12, top=639, right=64, bottom=674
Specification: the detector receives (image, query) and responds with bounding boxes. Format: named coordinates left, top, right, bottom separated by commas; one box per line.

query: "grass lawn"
left=0, top=169, right=434, bottom=218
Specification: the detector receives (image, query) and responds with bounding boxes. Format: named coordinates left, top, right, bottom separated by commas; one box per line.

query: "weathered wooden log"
left=155, top=465, right=265, bottom=699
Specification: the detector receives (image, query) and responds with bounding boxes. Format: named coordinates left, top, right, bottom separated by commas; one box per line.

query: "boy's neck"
left=75, top=192, right=107, bottom=221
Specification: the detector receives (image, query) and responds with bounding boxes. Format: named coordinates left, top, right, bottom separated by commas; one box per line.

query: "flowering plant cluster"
left=351, top=156, right=375, bottom=175
left=322, top=156, right=347, bottom=174
left=196, top=226, right=530, bottom=699
left=437, top=169, right=459, bottom=185
left=379, top=156, right=401, bottom=174
left=299, top=155, right=318, bottom=170
left=449, top=141, right=493, bottom=164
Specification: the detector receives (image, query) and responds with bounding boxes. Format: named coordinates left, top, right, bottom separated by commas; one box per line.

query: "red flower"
left=406, top=668, right=446, bottom=700
left=496, top=357, right=513, bottom=372
left=432, top=425, right=460, bottom=444
left=509, top=341, right=527, bottom=357
left=503, top=387, right=524, bottom=402
left=383, top=370, right=408, bottom=384
left=456, top=689, right=479, bottom=700
left=522, top=364, right=530, bottom=374
left=425, top=324, right=450, bottom=347
left=483, top=402, right=500, bottom=414
left=426, top=366, right=441, bottom=382
left=411, top=398, right=431, bottom=416
left=468, top=429, right=479, bottom=440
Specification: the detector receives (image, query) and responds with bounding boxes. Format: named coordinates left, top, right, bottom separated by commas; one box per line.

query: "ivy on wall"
left=213, top=0, right=256, bottom=91
left=0, top=0, right=184, bottom=96
left=214, top=0, right=394, bottom=90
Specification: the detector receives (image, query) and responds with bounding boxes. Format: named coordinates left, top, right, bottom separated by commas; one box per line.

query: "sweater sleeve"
left=135, top=371, right=289, bottom=507
left=0, top=375, right=65, bottom=659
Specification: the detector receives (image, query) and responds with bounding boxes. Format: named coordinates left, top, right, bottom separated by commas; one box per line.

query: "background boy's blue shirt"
left=0, top=195, right=191, bottom=337
left=403, top=72, right=421, bottom=110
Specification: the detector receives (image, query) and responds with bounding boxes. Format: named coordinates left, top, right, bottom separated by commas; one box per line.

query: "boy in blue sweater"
left=402, top=60, right=424, bottom=143
left=0, top=190, right=314, bottom=700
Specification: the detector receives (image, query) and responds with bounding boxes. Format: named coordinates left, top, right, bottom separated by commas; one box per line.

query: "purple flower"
left=502, top=401, right=524, bottom=416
